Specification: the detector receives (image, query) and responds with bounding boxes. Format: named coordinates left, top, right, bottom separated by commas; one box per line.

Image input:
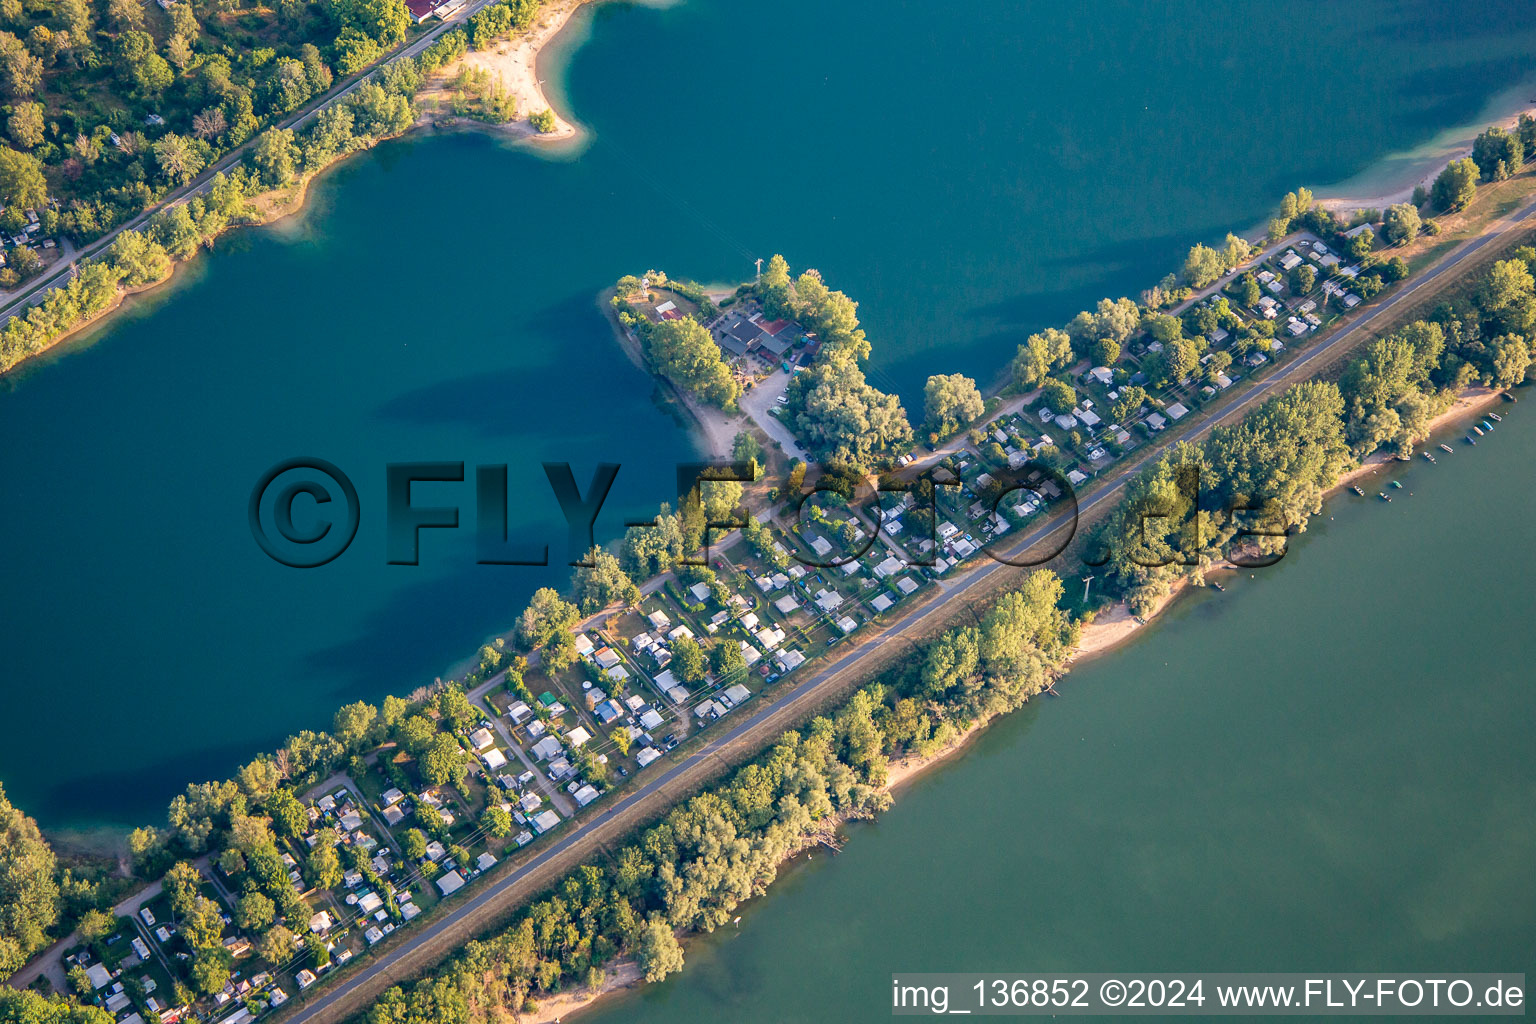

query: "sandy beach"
left=1317, top=102, right=1536, bottom=214
left=418, top=0, right=586, bottom=142
left=523, top=960, right=642, bottom=1023
left=599, top=287, right=748, bottom=457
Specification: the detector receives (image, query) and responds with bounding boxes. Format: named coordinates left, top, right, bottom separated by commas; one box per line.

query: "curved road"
left=282, top=193, right=1536, bottom=1024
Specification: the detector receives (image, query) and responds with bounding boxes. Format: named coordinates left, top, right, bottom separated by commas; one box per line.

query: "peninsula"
left=4, top=106, right=1533, bottom=1024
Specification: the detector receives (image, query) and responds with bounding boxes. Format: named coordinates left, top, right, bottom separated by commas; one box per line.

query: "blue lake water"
left=3, top=0, right=1536, bottom=831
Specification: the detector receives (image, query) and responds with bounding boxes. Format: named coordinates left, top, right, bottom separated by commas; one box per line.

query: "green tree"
left=922, top=373, right=984, bottom=434
left=333, top=700, right=378, bottom=751
left=152, top=133, right=203, bottom=186
left=1382, top=202, right=1421, bottom=244
left=435, top=685, right=475, bottom=732
left=574, top=548, right=640, bottom=613
left=1432, top=158, right=1478, bottom=212
left=235, top=892, right=275, bottom=932
left=0, top=144, right=46, bottom=208
left=1471, top=126, right=1523, bottom=181
left=1039, top=378, right=1076, bottom=416
left=189, top=948, right=232, bottom=995
left=1066, top=297, right=1139, bottom=355
left=609, top=728, right=631, bottom=756
left=1346, top=226, right=1375, bottom=260
left=671, top=636, right=706, bottom=685
left=783, top=356, right=911, bottom=471
left=480, top=806, right=512, bottom=839
left=1181, top=243, right=1224, bottom=288
left=266, top=789, right=306, bottom=838
left=330, top=0, right=409, bottom=45
left=1150, top=337, right=1199, bottom=387
left=636, top=918, right=684, bottom=982
left=161, top=859, right=201, bottom=914
left=395, top=715, right=437, bottom=755
left=1290, top=264, right=1316, bottom=295
left=180, top=895, right=225, bottom=950
left=516, top=588, right=580, bottom=649
left=5, top=101, right=41, bottom=148
left=77, top=909, right=114, bottom=943
left=530, top=108, right=557, bottom=133
left=0, top=31, right=42, bottom=97
left=1089, top=336, right=1120, bottom=366
left=1110, top=385, right=1148, bottom=423
left=1010, top=327, right=1073, bottom=389
left=252, top=127, right=297, bottom=187
left=106, top=230, right=171, bottom=287
left=258, top=924, right=296, bottom=963
left=1235, top=272, right=1262, bottom=308
left=419, top=733, right=469, bottom=788
left=731, top=430, right=765, bottom=478
left=114, top=31, right=172, bottom=96
left=643, top=316, right=741, bottom=409
left=711, top=638, right=745, bottom=681
left=66, top=965, right=93, bottom=998
left=306, top=842, right=343, bottom=891
left=332, top=27, right=382, bottom=76
left=1488, top=334, right=1532, bottom=387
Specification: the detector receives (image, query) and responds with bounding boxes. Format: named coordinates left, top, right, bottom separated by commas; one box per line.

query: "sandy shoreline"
left=2, top=0, right=590, bottom=378
left=599, top=286, right=747, bottom=457
left=418, top=0, right=586, bottom=142
left=1316, top=102, right=1536, bottom=214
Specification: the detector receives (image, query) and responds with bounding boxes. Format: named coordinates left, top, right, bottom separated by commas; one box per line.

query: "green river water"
left=582, top=402, right=1536, bottom=1021
left=0, top=9, right=1531, bottom=991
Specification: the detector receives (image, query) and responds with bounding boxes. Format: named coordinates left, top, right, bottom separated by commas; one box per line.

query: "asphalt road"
left=280, top=194, right=1536, bottom=1024
left=0, top=1, right=498, bottom=326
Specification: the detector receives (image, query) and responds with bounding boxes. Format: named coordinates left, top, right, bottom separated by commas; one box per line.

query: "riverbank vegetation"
left=0, top=0, right=547, bottom=375
left=613, top=272, right=740, bottom=410
left=361, top=571, right=1077, bottom=1022
left=0, top=0, right=414, bottom=246
left=1093, top=249, right=1534, bottom=616
left=6, top=85, right=1536, bottom=1024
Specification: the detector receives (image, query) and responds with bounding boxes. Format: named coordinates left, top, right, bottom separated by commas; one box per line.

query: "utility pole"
left=755, top=257, right=763, bottom=284
left=1082, top=575, right=1095, bottom=603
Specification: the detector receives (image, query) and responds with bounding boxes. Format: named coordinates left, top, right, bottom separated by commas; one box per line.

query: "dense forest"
left=0, top=0, right=419, bottom=242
